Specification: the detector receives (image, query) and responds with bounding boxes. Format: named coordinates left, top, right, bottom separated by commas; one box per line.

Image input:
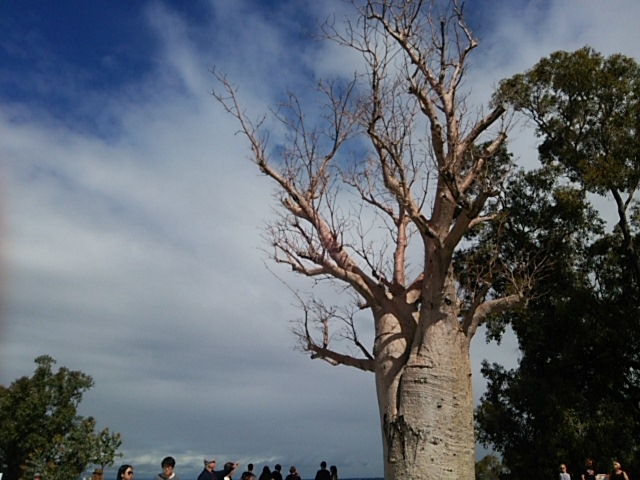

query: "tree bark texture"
left=375, top=271, right=474, bottom=479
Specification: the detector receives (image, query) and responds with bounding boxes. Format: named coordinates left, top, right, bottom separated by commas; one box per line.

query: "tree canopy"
left=477, top=48, right=640, bottom=480
left=0, top=356, right=122, bottom=480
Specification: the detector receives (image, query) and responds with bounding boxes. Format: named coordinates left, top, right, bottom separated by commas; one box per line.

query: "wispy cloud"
left=1, top=0, right=639, bottom=478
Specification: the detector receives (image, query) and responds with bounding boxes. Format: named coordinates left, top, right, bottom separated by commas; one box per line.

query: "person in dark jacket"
left=284, top=466, right=300, bottom=480
left=314, top=462, right=330, bottom=480
left=271, top=465, right=282, bottom=480
left=240, top=464, right=256, bottom=480
left=258, top=466, right=271, bottom=480
left=198, top=458, right=239, bottom=480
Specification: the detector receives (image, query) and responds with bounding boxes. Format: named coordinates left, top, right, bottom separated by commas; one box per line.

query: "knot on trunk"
left=384, top=414, right=427, bottom=463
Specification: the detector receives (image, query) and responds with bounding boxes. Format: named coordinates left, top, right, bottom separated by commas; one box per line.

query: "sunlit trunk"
left=376, top=315, right=474, bottom=480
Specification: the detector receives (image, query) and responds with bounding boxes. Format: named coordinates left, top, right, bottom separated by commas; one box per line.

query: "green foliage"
left=91, top=429, right=123, bottom=472
left=494, top=47, right=640, bottom=195
left=456, top=162, right=604, bottom=341
left=477, top=229, right=640, bottom=479
left=0, top=356, right=122, bottom=480
left=477, top=47, right=640, bottom=480
left=475, top=454, right=505, bottom=480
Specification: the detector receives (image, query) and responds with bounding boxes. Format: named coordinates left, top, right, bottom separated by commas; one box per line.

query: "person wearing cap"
left=197, top=458, right=239, bottom=480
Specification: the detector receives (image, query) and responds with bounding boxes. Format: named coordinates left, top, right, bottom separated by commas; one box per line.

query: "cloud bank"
left=1, top=1, right=638, bottom=478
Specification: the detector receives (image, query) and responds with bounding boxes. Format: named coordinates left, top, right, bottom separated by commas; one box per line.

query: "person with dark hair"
left=117, top=465, right=134, bottom=480
left=258, top=466, right=271, bottom=480
left=223, top=462, right=241, bottom=480
left=271, top=464, right=282, bottom=480
left=559, top=463, right=570, bottom=480
left=581, top=459, right=596, bottom=480
left=240, top=464, right=256, bottom=480
left=284, top=466, right=300, bottom=480
left=329, top=465, right=337, bottom=480
left=314, top=462, right=330, bottom=480
left=155, top=457, right=179, bottom=480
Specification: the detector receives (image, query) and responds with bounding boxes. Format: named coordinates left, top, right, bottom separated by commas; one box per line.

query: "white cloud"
left=1, top=0, right=639, bottom=478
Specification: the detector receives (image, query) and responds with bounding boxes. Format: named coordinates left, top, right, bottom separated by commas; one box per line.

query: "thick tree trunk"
left=376, top=318, right=474, bottom=480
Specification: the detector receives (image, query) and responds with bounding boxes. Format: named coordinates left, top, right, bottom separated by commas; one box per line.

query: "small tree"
left=475, top=454, right=504, bottom=480
left=214, top=1, right=536, bottom=478
left=91, top=429, right=123, bottom=474
left=0, top=356, right=122, bottom=480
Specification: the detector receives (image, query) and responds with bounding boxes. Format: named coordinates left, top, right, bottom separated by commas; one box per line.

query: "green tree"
left=494, top=46, right=640, bottom=281
left=475, top=454, right=504, bottom=480
left=477, top=187, right=640, bottom=479
left=91, top=429, right=123, bottom=474
left=0, top=356, right=122, bottom=480
left=476, top=48, right=640, bottom=480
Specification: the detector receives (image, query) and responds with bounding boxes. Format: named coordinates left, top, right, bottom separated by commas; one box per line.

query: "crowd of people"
left=116, top=457, right=339, bottom=480
left=558, top=458, right=630, bottom=480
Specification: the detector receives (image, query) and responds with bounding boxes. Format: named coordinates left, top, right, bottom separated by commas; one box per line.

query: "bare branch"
left=464, top=293, right=524, bottom=338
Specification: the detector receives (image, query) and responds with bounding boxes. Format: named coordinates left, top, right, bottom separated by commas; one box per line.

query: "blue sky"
left=1, top=1, right=639, bottom=479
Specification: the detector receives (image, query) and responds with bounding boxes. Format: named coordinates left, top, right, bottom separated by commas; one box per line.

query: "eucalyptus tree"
left=476, top=172, right=640, bottom=479
left=495, top=46, right=640, bottom=282
left=477, top=48, right=640, bottom=479
left=214, top=1, right=534, bottom=478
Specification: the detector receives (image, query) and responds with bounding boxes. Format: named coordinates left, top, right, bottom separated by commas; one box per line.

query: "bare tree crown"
left=213, top=0, right=524, bottom=370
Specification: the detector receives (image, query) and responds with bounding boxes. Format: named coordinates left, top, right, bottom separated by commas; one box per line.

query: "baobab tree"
left=214, top=1, right=532, bottom=478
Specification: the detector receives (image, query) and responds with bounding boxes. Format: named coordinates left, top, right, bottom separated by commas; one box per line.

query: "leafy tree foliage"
left=475, top=454, right=505, bottom=480
left=0, top=356, right=122, bottom=480
left=476, top=48, right=640, bottom=480
left=91, top=428, right=123, bottom=474
left=495, top=46, right=640, bottom=280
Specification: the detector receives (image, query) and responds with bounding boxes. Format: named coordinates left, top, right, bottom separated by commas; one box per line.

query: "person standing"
left=329, top=466, right=337, bottom=480
left=117, top=465, right=134, bottom=480
left=559, top=464, right=571, bottom=480
left=314, top=462, right=331, bottom=480
left=198, top=458, right=239, bottom=480
left=284, top=467, right=300, bottom=480
left=258, top=466, right=271, bottom=480
left=611, top=461, right=629, bottom=480
left=198, top=459, right=217, bottom=480
left=240, top=464, right=256, bottom=480
left=581, top=459, right=596, bottom=480
left=155, top=457, right=180, bottom=480
left=222, top=462, right=239, bottom=480
left=271, top=465, right=282, bottom=480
